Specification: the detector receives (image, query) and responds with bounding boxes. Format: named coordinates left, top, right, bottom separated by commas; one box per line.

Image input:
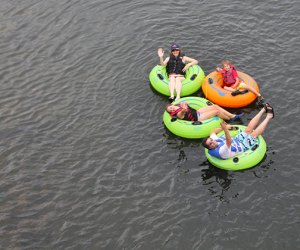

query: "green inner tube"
left=204, top=125, right=267, bottom=171
left=163, top=97, right=223, bottom=139
left=149, top=65, right=205, bottom=96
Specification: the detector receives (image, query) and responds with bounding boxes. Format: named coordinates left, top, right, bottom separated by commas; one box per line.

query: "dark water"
left=0, top=0, right=299, bottom=249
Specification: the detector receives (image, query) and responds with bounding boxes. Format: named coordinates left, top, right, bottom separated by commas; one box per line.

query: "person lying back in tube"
left=202, top=103, right=274, bottom=159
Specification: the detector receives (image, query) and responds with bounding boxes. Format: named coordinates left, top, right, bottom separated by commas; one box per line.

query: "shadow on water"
left=163, top=128, right=203, bottom=149
left=250, top=146, right=277, bottom=178
left=200, top=160, right=237, bottom=203
left=199, top=148, right=275, bottom=203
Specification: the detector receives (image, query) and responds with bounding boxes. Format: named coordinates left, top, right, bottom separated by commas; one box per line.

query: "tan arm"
left=182, top=56, right=198, bottom=72
left=221, top=122, right=232, bottom=148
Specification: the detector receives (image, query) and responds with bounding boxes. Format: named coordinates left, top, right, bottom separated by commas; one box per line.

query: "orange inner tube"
left=202, top=71, right=259, bottom=108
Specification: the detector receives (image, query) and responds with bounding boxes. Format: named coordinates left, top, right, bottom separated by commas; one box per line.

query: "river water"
left=0, top=0, right=299, bottom=249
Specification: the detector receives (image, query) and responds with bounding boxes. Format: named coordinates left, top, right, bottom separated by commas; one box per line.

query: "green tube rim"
left=204, top=125, right=267, bottom=171
left=149, top=65, right=205, bottom=96
left=163, top=97, right=223, bottom=139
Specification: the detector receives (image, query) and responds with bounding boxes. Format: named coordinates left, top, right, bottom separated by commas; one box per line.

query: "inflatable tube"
left=204, top=125, right=267, bottom=171
left=202, top=71, right=259, bottom=108
left=163, top=97, right=223, bottom=139
left=149, top=64, right=205, bottom=97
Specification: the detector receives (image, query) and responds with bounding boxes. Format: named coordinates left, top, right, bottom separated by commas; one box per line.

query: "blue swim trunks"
left=236, top=130, right=257, bottom=150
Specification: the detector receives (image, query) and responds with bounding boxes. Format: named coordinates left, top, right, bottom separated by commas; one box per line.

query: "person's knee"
left=212, top=104, right=219, bottom=110
left=175, top=78, right=183, bottom=84
left=244, top=128, right=251, bottom=134
left=250, top=132, right=258, bottom=139
left=175, top=82, right=182, bottom=88
left=168, top=79, right=175, bottom=85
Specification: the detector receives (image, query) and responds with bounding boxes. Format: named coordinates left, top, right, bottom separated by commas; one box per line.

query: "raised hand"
left=157, top=48, right=164, bottom=58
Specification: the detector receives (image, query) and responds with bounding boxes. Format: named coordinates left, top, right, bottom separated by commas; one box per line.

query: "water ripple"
left=0, top=0, right=299, bottom=249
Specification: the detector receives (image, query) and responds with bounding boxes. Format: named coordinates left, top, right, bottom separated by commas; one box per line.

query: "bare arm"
left=176, top=102, right=190, bottom=119
left=158, top=48, right=167, bottom=66
left=179, top=102, right=188, bottom=109
left=221, top=121, right=232, bottom=148
left=182, top=56, right=198, bottom=72
left=210, top=122, right=233, bottom=148
left=176, top=109, right=186, bottom=119
left=231, top=78, right=240, bottom=89
left=231, top=69, right=240, bottom=88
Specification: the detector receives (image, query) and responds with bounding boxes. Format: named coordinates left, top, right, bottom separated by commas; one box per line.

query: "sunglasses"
left=171, top=49, right=179, bottom=52
left=207, top=138, right=214, bottom=147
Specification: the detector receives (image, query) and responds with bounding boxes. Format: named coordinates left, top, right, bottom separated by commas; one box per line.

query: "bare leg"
left=175, top=76, right=184, bottom=101
left=198, top=110, right=222, bottom=121
left=197, top=105, right=236, bottom=119
left=242, top=85, right=261, bottom=97
left=250, top=113, right=273, bottom=138
left=244, top=108, right=265, bottom=133
left=225, top=82, right=262, bottom=97
left=224, top=86, right=235, bottom=92
left=198, top=109, right=233, bottom=121
left=168, top=76, right=176, bottom=98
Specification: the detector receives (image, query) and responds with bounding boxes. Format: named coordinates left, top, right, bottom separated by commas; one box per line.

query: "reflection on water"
left=200, top=147, right=276, bottom=203
left=201, top=163, right=236, bottom=203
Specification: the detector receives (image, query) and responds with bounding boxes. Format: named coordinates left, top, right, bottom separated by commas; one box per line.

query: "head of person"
left=166, top=104, right=178, bottom=113
left=170, top=43, right=182, bottom=57
left=222, top=59, right=232, bottom=71
left=202, top=137, right=218, bottom=150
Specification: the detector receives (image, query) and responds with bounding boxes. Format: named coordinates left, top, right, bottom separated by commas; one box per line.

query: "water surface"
left=0, top=0, right=299, bottom=249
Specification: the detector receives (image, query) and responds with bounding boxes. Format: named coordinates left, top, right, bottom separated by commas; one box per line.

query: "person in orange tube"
left=216, top=59, right=264, bottom=103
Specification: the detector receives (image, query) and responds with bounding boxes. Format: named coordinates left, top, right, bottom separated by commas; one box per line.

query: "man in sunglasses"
left=158, top=43, right=198, bottom=102
left=202, top=104, right=274, bottom=159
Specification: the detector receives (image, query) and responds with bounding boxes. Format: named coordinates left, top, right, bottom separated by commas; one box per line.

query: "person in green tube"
left=158, top=43, right=198, bottom=102
left=202, top=103, right=274, bottom=159
left=166, top=102, right=244, bottom=122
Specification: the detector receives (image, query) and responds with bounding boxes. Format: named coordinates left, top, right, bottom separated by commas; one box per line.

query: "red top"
left=170, top=106, right=183, bottom=117
left=220, top=66, right=238, bottom=87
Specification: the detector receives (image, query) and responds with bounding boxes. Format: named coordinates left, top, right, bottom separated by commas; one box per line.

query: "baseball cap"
left=170, top=43, right=181, bottom=50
